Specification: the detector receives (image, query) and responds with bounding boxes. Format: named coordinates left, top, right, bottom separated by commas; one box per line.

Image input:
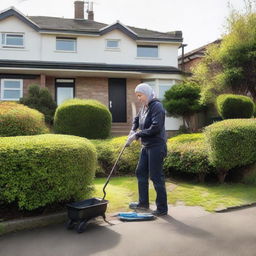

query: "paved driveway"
left=1, top=206, right=256, bottom=256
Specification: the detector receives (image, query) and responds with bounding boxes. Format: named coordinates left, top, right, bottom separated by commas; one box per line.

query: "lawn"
left=93, top=176, right=256, bottom=213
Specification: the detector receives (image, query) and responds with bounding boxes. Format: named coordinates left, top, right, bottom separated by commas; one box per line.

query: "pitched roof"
left=0, top=7, right=182, bottom=42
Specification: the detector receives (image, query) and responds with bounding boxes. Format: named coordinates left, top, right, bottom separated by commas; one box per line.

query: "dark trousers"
left=135, top=144, right=168, bottom=212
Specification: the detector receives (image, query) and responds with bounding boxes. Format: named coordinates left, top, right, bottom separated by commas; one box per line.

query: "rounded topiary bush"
left=216, top=94, right=254, bottom=119
left=0, top=134, right=97, bottom=210
left=0, top=102, right=48, bottom=136
left=54, top=99, right=112, bottom=139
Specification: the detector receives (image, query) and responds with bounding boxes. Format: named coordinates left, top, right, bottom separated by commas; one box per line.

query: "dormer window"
left=137, top=45, right=158, bottom=58
left=105, top=39, right=120, bottom=50
left=1, top=33, right=24, bottom=48
left=56, top=37, right=76, bottom=52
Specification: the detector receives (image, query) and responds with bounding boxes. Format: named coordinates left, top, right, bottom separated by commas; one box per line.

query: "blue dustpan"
left=117, top=212, right=156, bottom=221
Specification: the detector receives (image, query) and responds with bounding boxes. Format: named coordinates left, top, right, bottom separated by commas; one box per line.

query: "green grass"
left=92, top=177, right=256, bottom=213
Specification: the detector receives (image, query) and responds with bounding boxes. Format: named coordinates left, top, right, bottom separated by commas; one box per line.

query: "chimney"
left=74, top=1, right=85, bottom=19
left=87, top=2, right=94, bottom=21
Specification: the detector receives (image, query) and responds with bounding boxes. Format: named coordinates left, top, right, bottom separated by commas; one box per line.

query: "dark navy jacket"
left=132, top=98, right=167, bottom=147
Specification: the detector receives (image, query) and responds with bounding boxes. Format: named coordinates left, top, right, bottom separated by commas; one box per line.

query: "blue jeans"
left=135, top=144, right=168, bottom=212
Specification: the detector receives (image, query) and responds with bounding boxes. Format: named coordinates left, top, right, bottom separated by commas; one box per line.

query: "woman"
left=126, top=83, right=168, bottom=216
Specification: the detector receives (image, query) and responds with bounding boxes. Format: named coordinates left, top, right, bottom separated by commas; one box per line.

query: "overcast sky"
left=0, top=0, right=246, bottom=53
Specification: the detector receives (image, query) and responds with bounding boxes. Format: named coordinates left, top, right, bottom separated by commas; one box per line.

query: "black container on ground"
left=66, top=198, right=108, bottom=233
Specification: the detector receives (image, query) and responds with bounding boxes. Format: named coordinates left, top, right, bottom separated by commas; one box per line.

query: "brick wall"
left=23, top=77, right=41, bottom=97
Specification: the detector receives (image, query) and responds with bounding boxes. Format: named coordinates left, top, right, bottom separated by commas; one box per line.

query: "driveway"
left=1, top=205, right=256, bottom=256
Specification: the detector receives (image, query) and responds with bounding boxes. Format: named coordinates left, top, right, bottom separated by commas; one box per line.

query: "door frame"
left=55, top=78, right=75, bottom=104
left=108, top=78, right=127, bottom=123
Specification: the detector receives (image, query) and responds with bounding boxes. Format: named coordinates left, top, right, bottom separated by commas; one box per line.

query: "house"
left=0, top=1, right=184, bottom=135
left=178, top=39, right=221, bottom=74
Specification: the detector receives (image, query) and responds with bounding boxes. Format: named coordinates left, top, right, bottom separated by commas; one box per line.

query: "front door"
left=108, top=78, right=127, bottom=122
left=55, top=79, right=75, bottom=105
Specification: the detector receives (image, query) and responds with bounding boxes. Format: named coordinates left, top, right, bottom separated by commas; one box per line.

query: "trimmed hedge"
left=92, top=136, right=140, bottom=176
left=164, top=133, right=215, bottom=182
left=216, top=94, right=254, bottom=119
left=54, top=99, right=112, bottom=139
left=0, top=102, right=48, bottom=136
left=20, top=84, right=57, bottom=124
left=0, top=134, right=96, bottom=210
left=204, top=119, right=256, bottom=182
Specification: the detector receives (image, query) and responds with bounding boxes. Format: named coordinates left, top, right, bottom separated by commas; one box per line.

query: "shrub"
left=163, top=81, right=202, bottom=131
left=204, top=119, right=256, bottom=183
left=164, top=133, right=215, bottom=182
left=20, top=84, right=57, bottom=124
left=216, top=94, right=254, bottom=119
left=54, top=99, right=112, bottom=139
left=0, top=102, right=48, bottom=137
left=91, top=136, right=140, bottom=176
left=0, top=134, right=96, bottom=210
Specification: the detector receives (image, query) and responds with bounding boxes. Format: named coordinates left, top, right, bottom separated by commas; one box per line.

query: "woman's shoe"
left=129, top=202, right=149, bottom=210
left=152, top=210, right=168, bottom=216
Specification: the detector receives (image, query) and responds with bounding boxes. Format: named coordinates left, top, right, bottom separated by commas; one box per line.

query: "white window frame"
left=143, top=79, right=177, bottom=100
left=1, top=79, right=23, bottom=101
left=137, top=45, right=159, bottom=58
left=1, top=33, right=24, bottom=48
left=56, top=37, right=77, bottom=52
left=105, top=39, right=120, bottom=51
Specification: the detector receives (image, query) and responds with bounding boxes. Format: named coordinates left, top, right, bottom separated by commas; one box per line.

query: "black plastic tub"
left=66, top=198, right=109, bottom=233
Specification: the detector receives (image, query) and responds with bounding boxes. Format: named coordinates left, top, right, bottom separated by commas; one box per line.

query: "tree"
left=20, top=84, right=57, bottom=124
left=192, top=1, right=256, bottom=105
left=163, top=81, right=202, bottom=131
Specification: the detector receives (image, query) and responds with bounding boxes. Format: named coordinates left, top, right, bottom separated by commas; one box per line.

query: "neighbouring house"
left=178, top=39, right=222, bottom=130
left=178, top=39, right=221, bottom=74
left=0, top=1, right=184, bottom=135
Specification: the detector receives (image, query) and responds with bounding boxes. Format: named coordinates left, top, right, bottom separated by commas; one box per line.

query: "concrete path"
left=1, top=206, right=256, bottom=256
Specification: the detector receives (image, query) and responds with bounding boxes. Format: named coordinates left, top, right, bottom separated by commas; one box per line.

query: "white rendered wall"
left=0, top=16, right=41, bottom=60
left=0, top=17, right=179, bottom=67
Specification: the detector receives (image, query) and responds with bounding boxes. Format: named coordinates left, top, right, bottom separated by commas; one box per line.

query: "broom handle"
left=102, top=144, right=127, bottom=200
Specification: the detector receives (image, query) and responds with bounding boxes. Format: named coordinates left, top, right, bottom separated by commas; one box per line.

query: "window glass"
left=57, top=87, right=74, bottom=105
left=2, top=34, right=24, bottom=47
left=4, top=80, right=21, bottom=89
left=137, top=45, right=158, bottom=58
left=106, top=40, right=119, bottom=48
left=1, top=79, right=22, bottom=100
left=6, top=34, right=23, bottom=46
left=3, top=90, right=20, bottom=99
left=159, top=85, right=171, bottom=100
left=56, top=38, right=76, bottom=51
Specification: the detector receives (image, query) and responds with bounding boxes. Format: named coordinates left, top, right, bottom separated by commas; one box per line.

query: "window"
left=106, top=39, right=120, bottom=49
left=56, top=37, right=76, bottom=52
left=1, top=79, right=23, bottom=101
left=137, top=45, right=158, bottom=58
left=143, top=79, right=176, bottom=100
left=1, top=33, right=24, bottom=48
left=159, top=80, right=175, bottom=100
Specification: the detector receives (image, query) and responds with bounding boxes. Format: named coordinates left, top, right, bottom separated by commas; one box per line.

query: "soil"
left=0, top=202, right=67, bottom=221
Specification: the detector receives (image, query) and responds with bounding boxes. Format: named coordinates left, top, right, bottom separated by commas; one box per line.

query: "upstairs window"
left=56, top=37, right=76, bottom=52
left=1, top=33, right=24, bottom=48
left=137, top=45, right=158, bottom=58
left=1, top=79, right=23, bottom=101
left=106, top=39, right=120, bottom=49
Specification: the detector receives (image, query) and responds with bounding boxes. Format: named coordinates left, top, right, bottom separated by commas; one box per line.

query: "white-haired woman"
left=126, top=83, right=168, bottom=216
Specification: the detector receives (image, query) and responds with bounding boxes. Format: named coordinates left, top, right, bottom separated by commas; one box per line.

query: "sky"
left=0, top=0, right=247, bottom=54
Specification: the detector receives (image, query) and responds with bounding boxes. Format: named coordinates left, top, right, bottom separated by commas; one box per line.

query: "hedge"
left=54, top=98, right=112, bottom=139
left=0, top=134, right=96, bottom=210
left=91, top=136, right=140, bottom=176
left=164, top=133, right=215, bottom=182
left=204, top=119, right=256, bottom=182
left=216, top=94, right=254, bottom=119
left=0, top=102, right=48, bottom=136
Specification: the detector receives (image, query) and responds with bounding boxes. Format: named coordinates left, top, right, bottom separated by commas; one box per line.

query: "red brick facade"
left=23, top=76, right=142, bottom=125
